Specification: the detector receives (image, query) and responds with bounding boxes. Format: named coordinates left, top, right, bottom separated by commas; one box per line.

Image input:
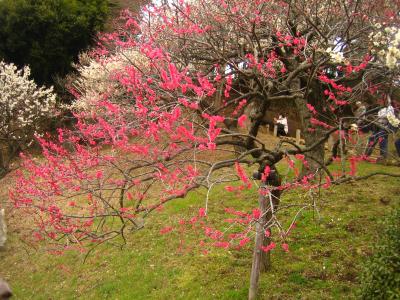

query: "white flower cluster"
left=0, top=61, right=56, bottom=140
left=70, top=49, right=148, bottom=112
left=387, top=112, right=400, bottom=128
left=369, top=24, right=400, bottom=69
left=325, top=46, right=344, bottom=64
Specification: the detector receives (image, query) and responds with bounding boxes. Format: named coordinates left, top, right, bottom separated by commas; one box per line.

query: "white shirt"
left=377, top=105, right=394, bottom=124
left=378, top=105, right=394, bottom=119
left=277, top=117, right=288, bottom=134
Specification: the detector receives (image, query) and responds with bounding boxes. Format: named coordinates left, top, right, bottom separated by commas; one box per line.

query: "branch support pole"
left=249, top=184, right=270, bottom=300
left=0, top=209, right=7, bottom=248
left=296, top=129, right=301, bottom=145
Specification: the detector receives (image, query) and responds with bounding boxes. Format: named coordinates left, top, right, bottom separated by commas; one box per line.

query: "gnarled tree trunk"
left=293, top=78, right=327, bottom=177
left=302, top=128, right=326, bottom=176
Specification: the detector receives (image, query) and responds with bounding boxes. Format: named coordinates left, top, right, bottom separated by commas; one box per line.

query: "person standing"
left=388, top=111, right=400, bottom=159
left=274, top=114, right=288, bottom=137
left=364, top=98, right=394, bottom=160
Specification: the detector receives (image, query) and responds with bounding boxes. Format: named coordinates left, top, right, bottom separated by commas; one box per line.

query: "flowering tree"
left=0, top=61, right=56, bottom=178
left=10, top=1, right=400, bottom=299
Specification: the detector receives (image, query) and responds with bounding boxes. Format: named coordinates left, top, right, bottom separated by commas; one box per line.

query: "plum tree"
left=10, top=1, right=400, bottom=298
left=0, top=61, right=56, bottom=178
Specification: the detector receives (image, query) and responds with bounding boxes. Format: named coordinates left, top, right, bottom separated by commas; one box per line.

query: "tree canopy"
left=0, top=0, right=109, bottom=85
left=9, top=1, right=400, bottom=299
left=0, top=61, right=56, bottom=177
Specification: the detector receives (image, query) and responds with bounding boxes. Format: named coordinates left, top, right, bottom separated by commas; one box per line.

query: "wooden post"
left=296, top=129, right=301, bottom=144
left=273, top=125, right=278, bottom=137
left=0, top=209, right=6, bottom=248
left=249, top=169, right=281, bottom=300
left=249, top=186, right=270, bottom=300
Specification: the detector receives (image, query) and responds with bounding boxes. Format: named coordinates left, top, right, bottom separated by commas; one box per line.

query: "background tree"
left=0, top=61, right=56, bottom=178
left=10, top=1, right=400, bottom=299
left=0, top=0, right=109, bottom=86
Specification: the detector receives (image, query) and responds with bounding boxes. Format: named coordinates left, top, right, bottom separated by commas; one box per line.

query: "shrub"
left=0, top=0, right=109, bottom=85
left=360, top=208, right=400, bottom=299
left=0, top=60, right=56, bottom=176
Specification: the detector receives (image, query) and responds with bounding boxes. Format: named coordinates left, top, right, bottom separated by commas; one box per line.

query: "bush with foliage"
left=0, top=61, right=56, bottom=178
left=360, top=208, right=400, bottom=299
left=0, top=0, right=109, bottom=85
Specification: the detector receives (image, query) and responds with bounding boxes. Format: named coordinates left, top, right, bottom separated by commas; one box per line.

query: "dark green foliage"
left=360, top=208, right=400, bottom=299
left=0, top=0, right=109, bottom=85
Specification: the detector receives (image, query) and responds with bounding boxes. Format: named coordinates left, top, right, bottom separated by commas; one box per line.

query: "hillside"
left=0, top=160, right=399, bottom=299
left=1, top=1, right=399, bottom=299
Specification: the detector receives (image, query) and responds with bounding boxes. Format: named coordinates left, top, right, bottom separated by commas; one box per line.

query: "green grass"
left=0, top=161, right=399, bottom=299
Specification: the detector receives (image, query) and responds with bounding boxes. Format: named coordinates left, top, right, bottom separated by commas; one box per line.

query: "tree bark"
left=0, top=146, right=8, bottom=180
left=0, top=143, right=14, bottom=180
left=292, top=77, right=326, bottom=176
left=302, top=128, right=326, bottom=176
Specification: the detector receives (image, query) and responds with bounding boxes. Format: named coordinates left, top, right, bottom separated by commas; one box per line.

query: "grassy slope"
left=0, top=162, right=399, bottom=300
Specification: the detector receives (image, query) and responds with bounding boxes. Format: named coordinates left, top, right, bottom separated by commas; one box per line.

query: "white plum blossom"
left=325, top=48, right=344, bottom=64
left=69, top=49, right=148, bottom=112
left=0, top=60, right=56, bottom=146
left=325, top=42, right=344, bottom=64
left=369, top=24, right=400, bottom=69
